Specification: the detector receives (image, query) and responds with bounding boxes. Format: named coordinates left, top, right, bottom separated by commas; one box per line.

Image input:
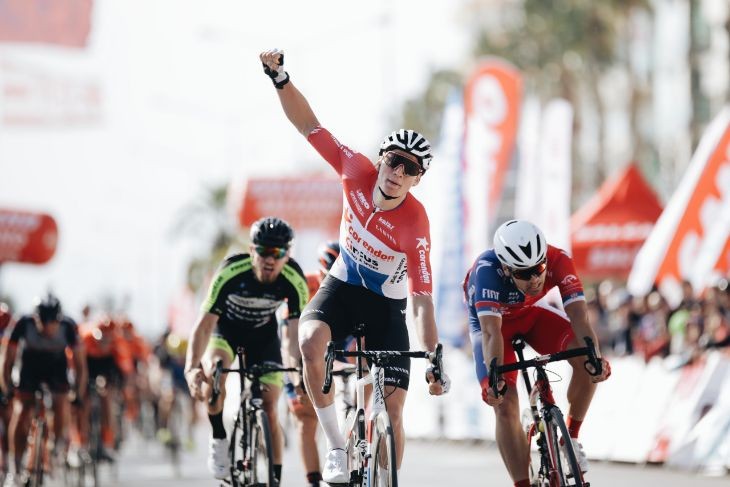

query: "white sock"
left=314, top=403, right=345, bottom=450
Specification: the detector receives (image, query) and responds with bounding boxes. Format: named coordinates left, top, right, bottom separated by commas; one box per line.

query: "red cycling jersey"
left=307, top=127, right=433, bottom=299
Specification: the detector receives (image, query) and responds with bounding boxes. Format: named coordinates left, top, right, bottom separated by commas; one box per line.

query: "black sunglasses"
left=511, top=260, right=547, bottom=280
left=255, top=245, right=287, bottom=259
left=382, top=152, right=423, bottom=177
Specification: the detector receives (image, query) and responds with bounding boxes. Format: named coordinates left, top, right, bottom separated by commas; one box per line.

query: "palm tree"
left=170, top=182, right=243, bottom=291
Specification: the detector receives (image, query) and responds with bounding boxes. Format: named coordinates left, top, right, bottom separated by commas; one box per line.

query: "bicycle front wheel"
left=250, top=409, right=275, bottom=486
left=545, top=408, right=584, bottom=487
left=371, top=411, right=397, bottom=487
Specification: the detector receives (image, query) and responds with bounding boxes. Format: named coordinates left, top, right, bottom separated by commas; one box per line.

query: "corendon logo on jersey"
left=416, top=236, right=431, bottom=284
left=347, top=225, right=395, bottom=269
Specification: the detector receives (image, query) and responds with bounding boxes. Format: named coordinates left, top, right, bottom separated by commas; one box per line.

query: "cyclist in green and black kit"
left=184, top=217, right=309, bottom=484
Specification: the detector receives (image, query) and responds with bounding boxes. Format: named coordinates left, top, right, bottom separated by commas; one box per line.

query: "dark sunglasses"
left=511, top=260, right=547, bottom=280
left=383, top=152, right=423, bottom=177
left=255, top=245, right=288, bottom=259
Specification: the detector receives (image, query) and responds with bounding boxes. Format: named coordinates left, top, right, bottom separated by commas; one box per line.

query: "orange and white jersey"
left=308, top=127, right=434, bottom=299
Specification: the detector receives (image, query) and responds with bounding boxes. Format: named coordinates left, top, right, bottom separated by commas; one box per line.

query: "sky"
left=0, top=0, right=471, bottom=336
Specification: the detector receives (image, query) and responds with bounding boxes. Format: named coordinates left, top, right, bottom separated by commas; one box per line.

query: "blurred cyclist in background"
left=0, top=294, right=86, bottom=485
left=75, top=315, right=133, bottom=463
left=154, top=330, right=197, bottom=449
left=0, top=302, right=14, bottom=479
left=463, top=220, right=611, bottom=487
left=281, top=241, right=340, bottom=487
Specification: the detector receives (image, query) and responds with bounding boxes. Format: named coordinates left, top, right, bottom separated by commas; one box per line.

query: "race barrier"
left=404, top=347, right=730, bottom=475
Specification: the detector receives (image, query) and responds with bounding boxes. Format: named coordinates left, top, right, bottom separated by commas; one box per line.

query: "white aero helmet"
left=493, top=220, right=547, bottom=269
left=378, top=129, right=433, bottom=171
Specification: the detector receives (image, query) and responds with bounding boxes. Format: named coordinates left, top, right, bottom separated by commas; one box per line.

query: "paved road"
left=96, top=425, right=728, bottom=487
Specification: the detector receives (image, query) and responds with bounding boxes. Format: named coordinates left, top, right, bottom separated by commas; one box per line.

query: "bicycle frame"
left=210, top=347, right=298, bottom=486
left=492, top=336, right=599, bottom=487
left=323, top=326, right=443, bottom=487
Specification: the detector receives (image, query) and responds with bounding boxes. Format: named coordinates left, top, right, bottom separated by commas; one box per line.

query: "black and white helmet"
left=378, top=129, right=433, bottom=171
left=493, top=220, right=546, bottom=269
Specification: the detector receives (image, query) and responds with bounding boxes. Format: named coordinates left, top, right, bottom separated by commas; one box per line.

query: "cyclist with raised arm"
left=0, top=294, right=87, bottom=486
left=463, top=220, right=611, bottom=487
left=259, top=48, right=450, bottom=485
left=281, top=241, right=340, bottom=487
left=184, top=217, right=308, bottom=484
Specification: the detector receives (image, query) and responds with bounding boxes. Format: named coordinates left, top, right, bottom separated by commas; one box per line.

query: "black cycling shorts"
left=301, top=275, right=411, bottom=390
left=18, top=352, right=70, bottom=394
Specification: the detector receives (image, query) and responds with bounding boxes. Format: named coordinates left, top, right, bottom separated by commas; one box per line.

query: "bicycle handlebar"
left=488, top=337, right=601, bottom=399
left=208, top=360, right=300, bottom=406
left=322, top=341, right=444, bottom=394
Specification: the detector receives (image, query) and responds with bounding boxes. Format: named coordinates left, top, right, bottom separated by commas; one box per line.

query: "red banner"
left=0, top=0, right=94, bottom=48
left=0, top=209, right=58, bottom=264
left=235, top=177, right=342, bottom=235
left=628, top=107, right=730, bottom=299
left=462, top=58, right=522, bottom=259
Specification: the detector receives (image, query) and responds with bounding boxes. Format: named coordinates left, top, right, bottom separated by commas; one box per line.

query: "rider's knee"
left=299, top=331, right=326, bottom=364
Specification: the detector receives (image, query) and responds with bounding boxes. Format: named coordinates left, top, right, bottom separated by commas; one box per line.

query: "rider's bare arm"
left=565, top=300, right=610, bottom=382
left=0, top=341, right=16, bottom=394
left=260, top=49, right=320, bottom=137
left=72, top=344, right=88, bottom=397
left=479, top=314, right=504, bottom=371
left=411, top=294, right=439, bottom=352
left=185, top=312, right=218, bottom=372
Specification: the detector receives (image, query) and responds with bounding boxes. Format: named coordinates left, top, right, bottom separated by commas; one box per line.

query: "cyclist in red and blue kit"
left=260, top=48, right=450, bottom=484
left=463, top=220, right=611, bottom=487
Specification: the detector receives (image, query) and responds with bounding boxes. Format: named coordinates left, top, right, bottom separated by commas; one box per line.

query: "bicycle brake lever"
left=322, top=341, right=335, bottom=394
left=427, top=343, right=444, bottom=384
left=489, top=358, right=508, bottom=397
left=582, top=337, right=603, bottom=376
left=209, top=360, right=223, bottom=406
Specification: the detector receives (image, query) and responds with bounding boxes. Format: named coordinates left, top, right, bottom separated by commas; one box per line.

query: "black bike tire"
left=251, top=409, right=274, bottom=486
left=546, top=408, right=584, bottom=487
left=30, top=419, right=45, bottom=487
left=229, top=408, right=244, bottom=487
left=371, top=412, right=398, bottom=487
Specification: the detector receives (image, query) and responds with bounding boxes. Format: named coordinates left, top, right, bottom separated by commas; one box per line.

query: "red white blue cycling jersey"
left=463, top=245, right=585, bottom=332
left=307, top=127, right=433, bottom=299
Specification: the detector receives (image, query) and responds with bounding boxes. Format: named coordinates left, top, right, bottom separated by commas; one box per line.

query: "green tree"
left=170, top=182, right=242, bottom=291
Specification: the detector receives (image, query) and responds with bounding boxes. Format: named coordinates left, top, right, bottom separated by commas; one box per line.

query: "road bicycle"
left=489, top=335, right=602, bottom=487
left=322, top=324, right=444, bottom=487
left=210, top=347, right=298, bottom=487
left=23, top=384, right=53, bottom=487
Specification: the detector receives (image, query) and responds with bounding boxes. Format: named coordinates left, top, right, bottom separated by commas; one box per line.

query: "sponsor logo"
left=355, top=189, right=371, bottom=210
left=348, top=192, right=364, bottom=216
left=344, top=208, right=354, bottom=223
left=347, top=226, right=395, bottom=262
left=561, top=274, right=578, bottom=286
left=374, top=224, right=396, bottom=245
left=389, top=258, right=407, bottom=284
left=468, top=284, right=476, bottom=305
left=377, top=216, right=394, bottom=230
left=481, top=289, right=499, bottom=300
left=416, top=237, right=430, bottom=251
left=418, top=248, right=431, bottom=284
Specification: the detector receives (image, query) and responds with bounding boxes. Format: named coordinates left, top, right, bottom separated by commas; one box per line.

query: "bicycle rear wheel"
left=371, top=411, right=397, bottom=487
left=249, top=409, right=274, bottom=486
left=545, top=408, right=584, bottom=487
